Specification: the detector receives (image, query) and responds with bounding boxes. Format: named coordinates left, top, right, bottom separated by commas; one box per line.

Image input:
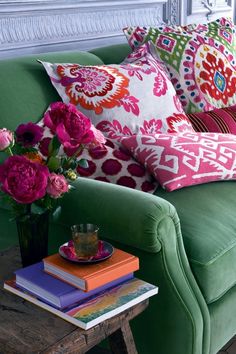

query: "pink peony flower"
left=44, top=102, right=95, bottom=156
left=47, top=173, right=69, bottom=198
left=43, top=102, right=74, bottom=133
left=0, top=128, right=14, bottom=151
left=16, top=122, right=43, bottom=147
left=89, top=125, right=106, bottom=146
left=0, top=156, right=49, bottom=204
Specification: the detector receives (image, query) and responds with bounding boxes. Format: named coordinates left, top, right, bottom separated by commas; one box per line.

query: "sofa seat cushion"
left=156, top=181, right=236, bottom=304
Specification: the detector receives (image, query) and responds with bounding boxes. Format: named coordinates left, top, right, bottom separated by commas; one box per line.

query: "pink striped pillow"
left=187, top=105, right=236, bottom=134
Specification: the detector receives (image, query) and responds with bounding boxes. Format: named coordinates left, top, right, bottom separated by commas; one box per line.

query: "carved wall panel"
left=0, top=0, right=176, bottom=58
left=186, top=0, right=234, bottom=24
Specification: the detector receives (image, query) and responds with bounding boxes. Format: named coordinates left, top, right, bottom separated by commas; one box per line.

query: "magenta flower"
left=43, top=102, right=73, bottom=134
left=47, top=173, right=69, bottom=198
left=0, top=128, right=14, bottom=151
left=44, top=102, right=95, bottom=156
left=16, top=122, right=43, bottom=147
left=0, top=156, right=49, bottom=204
left=89, top=125, right=106, bottom=146
left=39, top=137, right=52, bottom=157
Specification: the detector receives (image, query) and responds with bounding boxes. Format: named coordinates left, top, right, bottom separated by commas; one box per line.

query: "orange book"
left=43, top=249, right=139, bottom=292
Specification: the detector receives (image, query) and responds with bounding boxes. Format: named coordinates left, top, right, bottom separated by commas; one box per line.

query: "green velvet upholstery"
left=156, top=182, right=236, bottom=304
left=0, top=51, right=103, bottom=129
left=90, top=43, right=131, bottom=64
left=0, top=44, right=235, bottom=354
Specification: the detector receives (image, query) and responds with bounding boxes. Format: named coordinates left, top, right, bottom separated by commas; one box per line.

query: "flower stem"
left=66, top=145, right=84, bottom=165
left=6, top=147, right=13, bottom=156
left=27, top=203, right=31, bottom=216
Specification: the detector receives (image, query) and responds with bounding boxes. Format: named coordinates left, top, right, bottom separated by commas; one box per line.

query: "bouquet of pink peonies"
left=0, top=102, right=105, bottom=218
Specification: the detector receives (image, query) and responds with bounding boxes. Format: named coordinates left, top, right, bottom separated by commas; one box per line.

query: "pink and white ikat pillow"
left=121, top=132, right=236, bottom=191
left=40, top=43, right=194, bottom=141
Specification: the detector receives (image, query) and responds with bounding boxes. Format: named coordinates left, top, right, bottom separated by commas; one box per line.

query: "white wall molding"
left=164, top=0, right=182, bottom=26
left=187, top=0, right=233, bottom=24
left=0, top=0, right=166, bottom=12
left=0, top=0, right=172, bottom=58
left=0, top=0, right=186, bottom=59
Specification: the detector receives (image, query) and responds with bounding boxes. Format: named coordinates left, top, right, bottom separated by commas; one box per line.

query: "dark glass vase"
left=16, top=211, right=49, bottom=267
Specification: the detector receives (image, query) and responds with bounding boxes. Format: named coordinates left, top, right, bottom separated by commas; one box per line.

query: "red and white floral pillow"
left=77, top=140, right=157, bottom=193
left=40, top=43, right=194, bottom=141
left=121, top=132, right=236, bottom=191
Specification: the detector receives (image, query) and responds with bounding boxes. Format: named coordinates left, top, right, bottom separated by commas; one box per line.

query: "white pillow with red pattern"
left=40, top=43, right=194, bottom=142
left=77, top=139, right=157, bottom=193
left=38, top=115, right=157, bottom=194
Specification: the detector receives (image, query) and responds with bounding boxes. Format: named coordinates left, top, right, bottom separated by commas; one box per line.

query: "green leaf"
left=14, top=214, right=31, bottom=222
left=31, top=203, right=47, bottom=215
left=12, top=144, right=37, bottom=155
left=69, top=160, right=77, bottom=170
left=48, top=136, right=61, bottom=156
left=77, top=158, right=89, bottom=168
left=47, top=156, right=61, bottom=171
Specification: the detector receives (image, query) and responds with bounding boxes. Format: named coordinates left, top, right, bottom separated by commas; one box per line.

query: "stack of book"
left=4, top=247, right=158, bottom=330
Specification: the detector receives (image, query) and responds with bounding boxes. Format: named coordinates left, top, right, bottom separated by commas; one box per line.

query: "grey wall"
left=0, top=0, right=235, bottom=59
left=0, top=0, right=167, bottom=58
left=185, top=0, right=234, bottom=24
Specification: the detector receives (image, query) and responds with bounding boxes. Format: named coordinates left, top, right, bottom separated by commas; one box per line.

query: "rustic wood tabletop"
left=0, top=246, right=148, bottom=354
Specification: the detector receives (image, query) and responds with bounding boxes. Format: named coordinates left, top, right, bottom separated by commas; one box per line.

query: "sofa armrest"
left=59, top=177, right=179, bottom=253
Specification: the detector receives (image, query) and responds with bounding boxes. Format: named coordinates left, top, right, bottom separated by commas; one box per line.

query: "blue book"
left=15, top=262, right=133, bottom=309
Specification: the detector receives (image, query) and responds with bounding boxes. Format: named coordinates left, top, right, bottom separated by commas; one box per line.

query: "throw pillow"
left=76, top=139, right=157, bottom=193
left=121, top=132, right=236, bottom=191
left=40, top=43, right=193, bottom=141
left=123, top=17, right=236, bottom=113
left=178, top=17, right=233, bottom=33
left=187, top=105, right=236, bottom=133
left=38, top=109, right=157, bottom=194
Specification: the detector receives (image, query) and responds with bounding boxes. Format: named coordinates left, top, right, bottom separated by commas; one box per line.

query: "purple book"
left=15, top=262, right=133, bottom=309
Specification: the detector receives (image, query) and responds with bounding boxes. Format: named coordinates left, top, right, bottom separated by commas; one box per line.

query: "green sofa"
left=1, top=43, right=236, bottom=354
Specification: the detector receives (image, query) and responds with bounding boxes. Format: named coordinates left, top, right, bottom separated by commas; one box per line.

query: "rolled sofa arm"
left=60, top=178, right=211, bottom=354
left=59, top=177, right=179, bottom=253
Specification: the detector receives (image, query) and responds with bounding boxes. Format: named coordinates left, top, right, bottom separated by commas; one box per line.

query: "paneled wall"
left=186, top=0, right=234, bottom=24
left=0, top=0, right=174, bottom=58
left=0, top=0, right=235, bottom=59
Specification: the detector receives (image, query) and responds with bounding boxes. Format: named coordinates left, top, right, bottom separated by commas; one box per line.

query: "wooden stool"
left=0, top=247, right=148, bottom=354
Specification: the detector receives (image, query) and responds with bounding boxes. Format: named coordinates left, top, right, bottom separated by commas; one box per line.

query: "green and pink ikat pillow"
left=123, top=17, right=236, bottom=114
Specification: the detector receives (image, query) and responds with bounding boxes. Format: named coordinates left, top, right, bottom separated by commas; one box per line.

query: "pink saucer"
left=59, top=240, right=114, bottom=263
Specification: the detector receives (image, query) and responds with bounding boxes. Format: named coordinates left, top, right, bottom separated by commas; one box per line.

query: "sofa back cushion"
left=90, top=43, right=131, bottom=65
left=0, top=51, right=103, bottom=130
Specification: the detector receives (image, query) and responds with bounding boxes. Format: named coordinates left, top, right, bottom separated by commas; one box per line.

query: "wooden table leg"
left=108, top=320, right=138, bottom=354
